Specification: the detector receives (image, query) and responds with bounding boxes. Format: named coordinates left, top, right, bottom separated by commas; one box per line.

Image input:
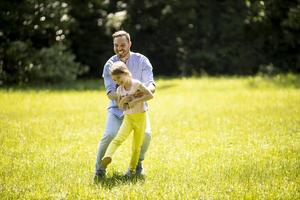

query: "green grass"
left=1, top=75, right=299, bottom=199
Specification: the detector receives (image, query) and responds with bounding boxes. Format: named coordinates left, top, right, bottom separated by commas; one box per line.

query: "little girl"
left=100, top=61, right=154, bottom=176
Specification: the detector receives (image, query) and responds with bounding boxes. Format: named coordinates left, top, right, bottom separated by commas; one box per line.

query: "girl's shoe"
left=101, top=157, right=112, bottom=168
left=124, top=169, right=135, bottom=177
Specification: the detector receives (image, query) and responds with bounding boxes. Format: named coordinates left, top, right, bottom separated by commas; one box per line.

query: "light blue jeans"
left=95, top=111, right=151, bottom=173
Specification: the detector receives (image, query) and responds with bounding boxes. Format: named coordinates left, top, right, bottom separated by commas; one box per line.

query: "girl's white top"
left=117, top=79, right=147, bottom=115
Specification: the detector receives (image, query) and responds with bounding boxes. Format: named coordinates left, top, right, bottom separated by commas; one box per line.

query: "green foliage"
left=31, top=44, right=88, bottom=83
left=252, top=0, right=300, bottom=72
left=123, top=0, right=299, bottom=75
left=1, top=0, right=299, bottom=85
left=185, top=51, right=218, bottom=75
left=0, top=42, right=87, bottom=85
left=0, top=76, right=299, bottom=199
left=1, top=41, right=33, bottom=84
left=0, top=0, right=86, bottom=85
left=67, top=0, right=112, bottom=77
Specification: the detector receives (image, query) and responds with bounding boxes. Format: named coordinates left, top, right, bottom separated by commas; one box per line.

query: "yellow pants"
left=104, top=112, right=146, bottom=171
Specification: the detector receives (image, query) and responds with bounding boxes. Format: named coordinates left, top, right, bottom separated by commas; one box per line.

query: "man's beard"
left=117, top=50, right=129, bottom=59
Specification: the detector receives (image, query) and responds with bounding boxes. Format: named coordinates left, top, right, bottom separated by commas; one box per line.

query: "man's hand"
left=119, top=95, right=133, bottom=106
left=133, top=90, right=144, bottom=98
left=107, top=91, right=118, bottom=100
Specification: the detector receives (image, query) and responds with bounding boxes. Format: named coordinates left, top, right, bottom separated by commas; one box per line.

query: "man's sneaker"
left=93, top=169, right=106, bottom=183
left=135, top=162, right=145, bottom=176
left=124, top=169, right=135, bottom=178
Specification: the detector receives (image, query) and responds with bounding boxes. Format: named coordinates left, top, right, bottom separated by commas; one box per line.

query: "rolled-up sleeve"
left=102, top=59, right=116, bottom=94
left=141, top=56, right=155, bottom=87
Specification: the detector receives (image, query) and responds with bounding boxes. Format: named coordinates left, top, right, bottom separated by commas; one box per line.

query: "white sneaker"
left=124, top=169, right=135, bottom=177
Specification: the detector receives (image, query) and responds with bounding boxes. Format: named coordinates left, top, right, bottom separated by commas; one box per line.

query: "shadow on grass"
left=95, top=172, right=145, bottom=189
left=6, top=74, right=298, bottom=92
left=1, top=77, right=179, bottom=92
left=268, top=74, right=300, bottom=88
left=156, top=83, right=176, bottom=90
left=0, top=79, right=104, bottom=92
left=247, top=74, right=300, bottom=89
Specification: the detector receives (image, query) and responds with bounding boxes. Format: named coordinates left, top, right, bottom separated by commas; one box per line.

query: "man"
left=94, top=30, right=155, bottom=181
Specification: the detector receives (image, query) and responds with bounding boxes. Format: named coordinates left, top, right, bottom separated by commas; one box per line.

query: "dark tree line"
left=0, top=0, right=299, bottom=85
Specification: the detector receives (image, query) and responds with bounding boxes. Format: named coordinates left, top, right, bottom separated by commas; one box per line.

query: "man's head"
left=112, top=30, right=131, bottom=60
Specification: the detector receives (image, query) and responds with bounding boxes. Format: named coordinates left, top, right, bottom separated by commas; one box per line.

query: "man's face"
left=113, top=36, right=131, bottom=59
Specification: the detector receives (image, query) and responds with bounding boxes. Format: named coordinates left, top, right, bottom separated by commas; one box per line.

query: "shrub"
left=184, top=51, right=218, bottom=76
left=31, top=44, right=88, bottom=83
left=1, top=41, right=33, bottom=84
left=0, top=42, right=88, bottom=85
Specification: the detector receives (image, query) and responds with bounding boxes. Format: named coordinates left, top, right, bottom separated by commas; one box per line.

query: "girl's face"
left=111, top=73, right=130, bottom=86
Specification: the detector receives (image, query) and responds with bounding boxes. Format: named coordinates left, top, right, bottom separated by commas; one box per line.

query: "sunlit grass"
left=1, top=75, right=299, bottom=199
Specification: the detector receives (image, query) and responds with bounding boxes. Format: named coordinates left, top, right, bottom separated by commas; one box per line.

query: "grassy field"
left=0, top=75, right=299, bottom=199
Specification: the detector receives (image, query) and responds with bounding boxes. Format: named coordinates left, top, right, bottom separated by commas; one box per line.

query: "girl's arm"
left=116, top=88, right=125, bottom=110
left=117, top=94, right=123, bottom=109
left=128, top=83, right=154, bottom=107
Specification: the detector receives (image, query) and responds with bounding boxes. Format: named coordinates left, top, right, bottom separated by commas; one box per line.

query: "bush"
left=183, top=51, right=218, bottom=76
left=0, top=42, right=88, bottom=85
left=1, top=41, right=33, bottom=84
left=31, top=45, right=88, bottom=83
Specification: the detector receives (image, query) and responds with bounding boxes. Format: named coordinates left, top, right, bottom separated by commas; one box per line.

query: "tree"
left=67, top=0, right=113, bottom=78
left=0, top=0, right=86, bottom=85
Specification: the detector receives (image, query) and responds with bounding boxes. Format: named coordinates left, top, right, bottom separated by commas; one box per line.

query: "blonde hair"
left=109, top=61, right=131, bottom=76
left=112, top=30, right=131, bottom=42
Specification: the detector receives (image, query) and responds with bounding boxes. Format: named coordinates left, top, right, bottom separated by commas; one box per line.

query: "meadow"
left=0, top=75, right=299, bottom=199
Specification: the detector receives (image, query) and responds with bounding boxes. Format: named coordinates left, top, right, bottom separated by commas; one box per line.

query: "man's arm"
left=147, top=83, right=156, bottom=94
left=102, top=59, right=117, bottom=100
left=107, top=91, right=118, bottom=100
left=128, top=83, right=154, bottom=108
left=141, top=56, right=156, bottom=94
left=131, top=83, right=155, bottom=98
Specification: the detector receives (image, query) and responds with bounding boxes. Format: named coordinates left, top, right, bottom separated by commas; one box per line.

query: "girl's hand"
left=128, top=100, right=137, bottom=108
left=119, top=95, right=131, bottom=105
